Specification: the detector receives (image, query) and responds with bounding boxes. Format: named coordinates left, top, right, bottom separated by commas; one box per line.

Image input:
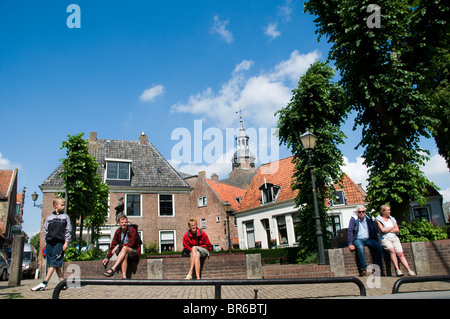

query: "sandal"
left=185, top=274, right=192, bottom=280
left=103, top=268, right=115, bottom=277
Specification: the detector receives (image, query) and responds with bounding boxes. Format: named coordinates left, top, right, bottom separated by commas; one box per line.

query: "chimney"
left=139, top=132, right=148, bottom=145
left=89, top=132, right=97, bottom=141
left=198, top=171, right=206, bottom=179
left=211, top=173, right=219, bottom=184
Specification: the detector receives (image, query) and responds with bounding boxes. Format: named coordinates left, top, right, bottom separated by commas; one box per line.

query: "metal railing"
left=52, top=277, right=366, bottom=299
left=392, top=275, right=450, bottom=294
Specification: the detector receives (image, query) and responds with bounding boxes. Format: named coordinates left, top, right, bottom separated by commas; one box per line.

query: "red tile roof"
left=238, top=156, right=366, bottom=211
left=206, top=179, right=246, bottom=211
left=0, top=170, right=14, bottom=199
left=238, top=157, right=299, bottom=211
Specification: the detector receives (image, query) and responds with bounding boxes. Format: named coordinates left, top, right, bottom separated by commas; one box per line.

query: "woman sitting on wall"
left=182, top=218, right=212, bottom=280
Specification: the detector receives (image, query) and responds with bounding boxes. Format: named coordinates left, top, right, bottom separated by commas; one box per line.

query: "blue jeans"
left=353, top=238, right=383, bottom=271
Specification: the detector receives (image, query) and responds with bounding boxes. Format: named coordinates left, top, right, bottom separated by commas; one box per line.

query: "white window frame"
left=158, top=194, right=175, bottom=217
left=198, top=196, right=207, bottom=207
left=105, top=158, right=132, bottom=181
left=125, top=194, right=142, bottom=217
left=159, top=230, right=176, bottom=252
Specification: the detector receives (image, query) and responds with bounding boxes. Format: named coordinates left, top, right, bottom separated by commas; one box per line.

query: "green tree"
left=276, top=61, right=348, bottom=260
left=58, top=133, right=109, bottom=251
left=303, top=0, right=448, bottom=221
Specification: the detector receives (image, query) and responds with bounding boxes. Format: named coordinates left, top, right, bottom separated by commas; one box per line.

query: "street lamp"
left=223, top=201, right=234, bottom=253
left=300, top=129, right=325, bottom=265
left=31, top=191, right=42, bottom=208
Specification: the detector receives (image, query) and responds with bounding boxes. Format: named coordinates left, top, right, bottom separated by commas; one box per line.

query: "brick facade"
left=332, top=239, right=450, bottom=277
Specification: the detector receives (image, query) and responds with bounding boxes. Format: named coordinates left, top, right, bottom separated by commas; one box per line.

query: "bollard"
left=8, top=235, right=25, bottom=286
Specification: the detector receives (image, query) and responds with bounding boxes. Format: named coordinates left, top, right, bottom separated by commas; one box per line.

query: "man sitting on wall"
left=102, top=215, right=141, bottom=278
left=348, top=206, right=383, bottom=276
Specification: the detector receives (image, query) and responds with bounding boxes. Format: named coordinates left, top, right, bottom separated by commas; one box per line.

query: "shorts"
left=193, top=246, right=210, bottom=257
left=46, top=242, right=64, bottom=268
left=116, top=246, right=138, bottom=259
left=381, top=236, right=403, bottom=253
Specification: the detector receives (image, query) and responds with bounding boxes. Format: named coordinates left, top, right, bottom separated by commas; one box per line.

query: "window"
left=106, top=161, right=130, bottom=180
left=126, top=194, right=141, bottom=216
left=330, top=215, right=341, bottom=236
left=259, top=183, right=280, bottom=204
left=198, top=196, right=207, bottom=207
left=293, top=214, right=301, bottom=243
left=245, top=221, right=255, bottom=249
left=200, top=218, right=207, bottom=229
left=412, top=206, right=430, bottom=221
left=276, top=216, right=288, bottom=245
left=160, top=231, right=175, bottom=252
left=159, top=194, right=174, bottom=216
left=329, top=190, right=348, bottom=206
left=105, top=159, right=132, bottom=186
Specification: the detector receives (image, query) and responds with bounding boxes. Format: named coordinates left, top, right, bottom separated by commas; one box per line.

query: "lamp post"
left=300, top=129, right=326, bottom=265
left=223, top=201, right=234, bottom=253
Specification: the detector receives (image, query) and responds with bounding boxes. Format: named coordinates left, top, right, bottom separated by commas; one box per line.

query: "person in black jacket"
left=347, top=206, right=383, bottom=276
left=31, top=197, right=72, bottom=291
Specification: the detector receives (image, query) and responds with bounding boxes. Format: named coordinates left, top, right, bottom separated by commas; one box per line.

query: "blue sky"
left=1, top=1, right=449, bottom=237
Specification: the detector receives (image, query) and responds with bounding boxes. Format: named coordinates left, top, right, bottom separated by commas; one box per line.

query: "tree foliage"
left=303, top=0, right=449, bottom=221
left=276, top=61, right=348, bottom=259
left=58, top=133, right=109, bottom=250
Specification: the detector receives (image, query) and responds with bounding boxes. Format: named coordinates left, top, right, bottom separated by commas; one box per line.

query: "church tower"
left=221, top=113, right=256, bottom=189
left=232, top=115, right=256, bottom=171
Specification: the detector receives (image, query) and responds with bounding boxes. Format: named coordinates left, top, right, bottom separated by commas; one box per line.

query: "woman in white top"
left=376, top=205, right=416, bottom=276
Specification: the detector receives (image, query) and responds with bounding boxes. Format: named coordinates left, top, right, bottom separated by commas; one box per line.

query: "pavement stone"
left=1, top=276, right=449, bottom=300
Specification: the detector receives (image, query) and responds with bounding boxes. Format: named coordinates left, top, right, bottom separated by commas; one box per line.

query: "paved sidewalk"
left=1, top=276, right=449, bottom=299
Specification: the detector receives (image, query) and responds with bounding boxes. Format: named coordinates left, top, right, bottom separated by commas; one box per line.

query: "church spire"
left=232, top=108, right=255, bottom=171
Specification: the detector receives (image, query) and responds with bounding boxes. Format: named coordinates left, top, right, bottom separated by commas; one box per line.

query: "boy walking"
left=31, top=197, right=72, bottom=291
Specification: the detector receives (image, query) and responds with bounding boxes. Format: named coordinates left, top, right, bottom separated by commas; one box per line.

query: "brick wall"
left=63, top=259, right=148, bottom=279
left=338, top=239, right=450, bottom=276
left=424, top=239, right=450, bottom=275
left=63, top=252, right=249, bottom=280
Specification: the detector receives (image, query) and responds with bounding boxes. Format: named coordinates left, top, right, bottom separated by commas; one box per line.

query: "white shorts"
left=381, top=236, right=403, bottom=253
left=193, top=246, right=210, bottom=257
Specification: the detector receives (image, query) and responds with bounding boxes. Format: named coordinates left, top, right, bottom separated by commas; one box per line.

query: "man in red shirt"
left=182, top=218, right=212, bottom=279
left=102, top=215, right=141, bottom=278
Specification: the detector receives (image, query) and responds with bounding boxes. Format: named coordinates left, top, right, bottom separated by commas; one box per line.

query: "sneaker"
left=396, top=269, right=404, bottom=276
left=407, top=270, right=416, bottom=276
left=31, top=282, right=47, bottom=291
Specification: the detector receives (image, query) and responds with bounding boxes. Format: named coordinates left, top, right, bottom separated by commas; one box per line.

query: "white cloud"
left=421, top=152, right=448, bottom=177
left=170, top=49, right=321, bottom=129
left=441, top=187, right=450, bottom=203
left=211, top=15, right=234, bottom=44
left=277, top=0, right=293, bottom=21
left=272, top=50, right=320, bottom=82
left=0, top=153, right=21, bottom=170
left=264, top=23, right=281, bottom=40
left=139, top=84, right=165, bottom=102
left=341, top=155, right=369, bottom=190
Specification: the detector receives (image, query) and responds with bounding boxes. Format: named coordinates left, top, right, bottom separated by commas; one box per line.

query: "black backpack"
left=127, top=224, right=143, bottom=246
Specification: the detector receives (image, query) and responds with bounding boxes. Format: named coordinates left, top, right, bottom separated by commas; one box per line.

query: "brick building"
left=38, top=132, right=193, bottom=271
left=184, top=171, right=246, bottom=251
left=0, top=169, right=26, bottom=250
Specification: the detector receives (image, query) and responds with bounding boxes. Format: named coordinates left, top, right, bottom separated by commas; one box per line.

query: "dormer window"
left=259, top=183, right=280, bottom=204
left=329, top=190, right=348, bottom=206
left=105, top=159, right=132, bottom=186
